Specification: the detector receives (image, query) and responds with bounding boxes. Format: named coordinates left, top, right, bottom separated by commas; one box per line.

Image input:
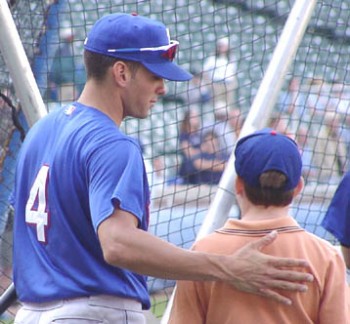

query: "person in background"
left=268, top=112, right=293, bottom=137
left=278, top=77, right=302, bottom=114
left=12, top=13, right=314, bottom=324
left=169, top=128, right=349, bottom=324
left=340, top=113, right=350, bottom=171
left=178, top=108, right=203, bottom=184
left=180, top=68, right=212, bottom=107
left=187, top=130, right=228, bottom=185
left=295, top=125, right=318, bottom=183
left=203, top=37, right=238, bottom=110
left=311, top=111, right=347, bottom=184
left=203, top=100, right=237, bottom=158
left=305, top=77, right=331, bottom=119
left=322, top=170, right=350, bottom=271
left=228, top=107, right=243, bottom=139
left=0, top=88, right=15, bottom=183
left=277, top=77, right=310, bottom=136
left=49, top=28, right=85, bottom=103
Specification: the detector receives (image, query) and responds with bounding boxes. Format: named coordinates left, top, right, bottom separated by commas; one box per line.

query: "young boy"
left=169, top=128, right=349, bottom=323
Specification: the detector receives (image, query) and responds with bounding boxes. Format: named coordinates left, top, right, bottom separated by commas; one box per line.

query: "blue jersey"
left=12, top=103, right=151, bottom=308
left=322, top=171, right=350, bottom=247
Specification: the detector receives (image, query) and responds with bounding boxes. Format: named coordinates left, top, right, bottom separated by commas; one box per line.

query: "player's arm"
left=98, top=207, right=314, bottom=305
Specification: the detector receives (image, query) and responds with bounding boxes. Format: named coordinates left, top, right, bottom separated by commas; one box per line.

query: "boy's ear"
left=293, top=177, right=304, bottom=197
left=235, top=176, right=244, bottom=195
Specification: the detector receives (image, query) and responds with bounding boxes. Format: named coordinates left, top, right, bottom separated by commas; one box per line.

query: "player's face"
left=124, top=65, right=166, bottom=119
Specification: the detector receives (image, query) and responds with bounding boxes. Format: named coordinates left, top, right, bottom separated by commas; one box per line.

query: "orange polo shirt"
left=169, top=216, right=349, bottom=324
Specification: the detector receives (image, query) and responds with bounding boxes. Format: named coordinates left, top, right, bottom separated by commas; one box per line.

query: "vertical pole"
left=0, top=0, right=47, bottom=127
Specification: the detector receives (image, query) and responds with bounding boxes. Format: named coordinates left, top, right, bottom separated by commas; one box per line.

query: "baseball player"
left=11, top=13, right=313, bottom=323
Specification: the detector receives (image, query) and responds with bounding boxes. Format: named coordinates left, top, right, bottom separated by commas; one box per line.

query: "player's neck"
left=78, top=80, right=123, bottom=126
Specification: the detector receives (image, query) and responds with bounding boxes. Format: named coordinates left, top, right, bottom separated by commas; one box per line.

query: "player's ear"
left=111, top=61, right=131, bottom=86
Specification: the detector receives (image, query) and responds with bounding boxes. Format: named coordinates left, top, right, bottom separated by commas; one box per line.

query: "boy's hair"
left=84, top=50, right=141, bottom=81
left=243, top=170, right=294, bottom=207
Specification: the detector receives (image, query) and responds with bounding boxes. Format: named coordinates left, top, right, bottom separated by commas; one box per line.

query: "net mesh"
left=0, top=0, right=349, bottom=321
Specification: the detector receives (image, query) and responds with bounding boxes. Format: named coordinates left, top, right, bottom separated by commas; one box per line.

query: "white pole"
left=161, top=0, right=317, bottom=322
left=0, top=0, right=47, bottom=127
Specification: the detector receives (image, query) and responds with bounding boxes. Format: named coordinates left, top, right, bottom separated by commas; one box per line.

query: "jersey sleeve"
left=322, top=171, right=350, bottom=246
left=87, top=138, right=149, bottom=232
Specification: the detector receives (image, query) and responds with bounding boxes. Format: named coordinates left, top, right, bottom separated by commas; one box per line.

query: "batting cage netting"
left=0, top=0, right=349, bottom=322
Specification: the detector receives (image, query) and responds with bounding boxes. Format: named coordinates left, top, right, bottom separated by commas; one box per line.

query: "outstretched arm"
left=98, top=208, right=313, bottom=305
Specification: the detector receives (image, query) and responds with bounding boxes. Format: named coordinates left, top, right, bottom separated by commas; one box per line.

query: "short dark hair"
left=83, top=50, right=141, bottom=81
left=243, top=170, right=294, bottom=207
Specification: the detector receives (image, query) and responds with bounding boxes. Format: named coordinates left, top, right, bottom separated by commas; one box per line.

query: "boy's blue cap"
left=84, top=13, right=192, bottom=81
left=234, top=128, right=302, bottom=191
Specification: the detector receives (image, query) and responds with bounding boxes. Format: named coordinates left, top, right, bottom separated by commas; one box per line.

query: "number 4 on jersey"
left=25, top=165, right=50, bottom=243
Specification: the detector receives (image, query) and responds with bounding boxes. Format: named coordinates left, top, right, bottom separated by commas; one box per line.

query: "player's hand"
left=227, top=230, right=314, bottom=305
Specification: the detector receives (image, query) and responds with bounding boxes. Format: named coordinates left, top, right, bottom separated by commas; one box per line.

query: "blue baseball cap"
left=84, top=13, right=192, bottom=82
left=234, top=128, right=302, bottom=191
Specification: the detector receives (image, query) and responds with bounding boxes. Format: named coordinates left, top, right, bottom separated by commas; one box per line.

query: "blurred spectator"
left=185, top=130, right=227, bottom=185
left=332, top=83, right=350, bottom=114
left=178, top=108, right=203, bottom=183
left=0, top=207, right=13, bottom=290
left=0, top=91, right=15, bottom=312
left=205, top=101, right=238, bottom=157
left=311, top=112, right=347, bottom=183
left=339, top=114, right=350, bottom=169
left=203, top=37, right=238, bottom=110
left=145, top=155, right=165, bottom=201
left=228, top=107, right=244, bottom=138
left=180, top=69, right=212, bottom=107
left=305, top=77, right=330, bottom=118
left=268, top=112, right=292, bottom=137
left=0, top=89, right=15, bottom=182
left=278, top=77, right=302, bottom=114
left=295, top=125, right=318, bottom=182
left=138, top=137, right=165, bottom=201
left=49, top=28, right=85, bottom=103
left=277, top=77, right=309, bottom=134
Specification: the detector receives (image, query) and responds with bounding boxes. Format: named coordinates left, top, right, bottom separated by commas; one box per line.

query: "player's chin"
left=142, top=103, right=155, bottom=117
left=136, top=109, right=151, bottom=119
